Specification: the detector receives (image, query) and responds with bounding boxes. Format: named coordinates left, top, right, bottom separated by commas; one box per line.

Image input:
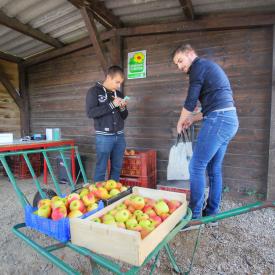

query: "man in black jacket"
left=86, top=66, right=128, bottom=182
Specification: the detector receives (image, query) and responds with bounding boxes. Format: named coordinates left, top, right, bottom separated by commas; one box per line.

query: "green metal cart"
left=0, top=145, right=274, bottom=275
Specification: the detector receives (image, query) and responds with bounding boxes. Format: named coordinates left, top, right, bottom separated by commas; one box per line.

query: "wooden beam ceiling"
left=80, top=7, right=108, bottom=73
left=0, top=11, right=63, bottom=48
left=0, top=51, right=24, bottom=63
left=23, top=29, right=114, bottom=67
left=69, top=0, right=122, bottom=29
left=179, top=0, right=195, bottom=20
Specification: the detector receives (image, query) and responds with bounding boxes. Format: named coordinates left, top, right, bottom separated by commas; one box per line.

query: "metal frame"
left=0, top=146, right=274, bottom=274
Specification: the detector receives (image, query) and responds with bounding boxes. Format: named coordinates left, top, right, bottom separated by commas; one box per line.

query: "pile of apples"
left=34, top=180, right=129, bottom=221
left=91, top=195, right=181, bottom=239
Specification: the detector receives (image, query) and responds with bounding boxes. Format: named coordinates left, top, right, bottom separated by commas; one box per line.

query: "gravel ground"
left=0, top=176, right=274, bottom=275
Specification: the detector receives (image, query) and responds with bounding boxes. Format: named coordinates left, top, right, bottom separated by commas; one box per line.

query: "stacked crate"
left=108, top=149, right=157, bottom=188
left=5, top=153, right=41, bottom=179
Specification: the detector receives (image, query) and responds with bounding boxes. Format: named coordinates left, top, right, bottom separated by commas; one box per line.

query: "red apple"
left=167, top=200, right=181, bottom=214
left=67, top=193, right=80, bottom=204
left=87, top=203, right=98, bottom=212
left=154, top=200, right=169, bottom=216
left=69, top=199, right=85, bottom=213
left=150, top=215, right=162, bottom=227
left=51, top=205, right=67, bottom=221
left=160, top=213, right=170, bottom=221
left=140, top=223, right=155, bottom=239
left=82, top=193, right=96, bottom=207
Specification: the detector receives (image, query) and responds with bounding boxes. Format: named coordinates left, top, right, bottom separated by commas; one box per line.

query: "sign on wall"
left=127, top=50, right=146, bottom=79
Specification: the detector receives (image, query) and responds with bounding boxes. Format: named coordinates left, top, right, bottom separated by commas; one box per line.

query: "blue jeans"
left=94, top=133, right=126, bottom=182
left=189, top=110, right=239, bottom=219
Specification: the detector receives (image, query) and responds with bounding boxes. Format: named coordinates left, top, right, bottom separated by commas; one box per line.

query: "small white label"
left=104, top=128, right=109, bottom=131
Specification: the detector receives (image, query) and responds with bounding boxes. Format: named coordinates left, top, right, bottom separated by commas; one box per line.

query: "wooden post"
left=18, top=64, right=30, bottom=136
left=267, top=25, right=275, bottom=200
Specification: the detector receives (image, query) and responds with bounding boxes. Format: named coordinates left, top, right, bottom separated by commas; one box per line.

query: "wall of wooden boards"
left=0, top=60, right=20, bottom=137
left=28, top=26, right=272, bottom=194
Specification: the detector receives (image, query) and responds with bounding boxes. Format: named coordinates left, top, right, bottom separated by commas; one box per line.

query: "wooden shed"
left=1, top=0, right=275, bottom=200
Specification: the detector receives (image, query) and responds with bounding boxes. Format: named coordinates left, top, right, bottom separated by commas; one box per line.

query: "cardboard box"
left=70, top=187, right=187, bottom=266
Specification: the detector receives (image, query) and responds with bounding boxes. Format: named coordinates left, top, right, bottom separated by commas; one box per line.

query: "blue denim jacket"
left=184, top=57, right=235, bottom=116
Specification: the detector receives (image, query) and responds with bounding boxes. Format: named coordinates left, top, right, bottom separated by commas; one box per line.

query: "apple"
left=143, top=205, right=152, bottom=213
left=79, top=188, right=89, bottom=199
left=150, top=215, right=162, bottom=227
left=108, top=209, right=118, bottom=216
left=167, top=200, right=181, bottom=214
left=131, top=196, right=145, bottom=210
left=37, top=205, right=51, bottom=218
left=139, top=219, right=151, bottom=228
left=102, top=214, right=115, bottom=222
left=137, top=213, right=149, bottom=222
left=116, top=203, right=127, bottom=211
left=160, top=213, right=170, bottom=221
left=88, top=184, right=97, bottom=192
left=69, top=199, right=85, bottom=213
left=115, top=209, right=130, bottom=223
left=91, top=217, right=101, bottom=223
left=51, top=198, right=65, bottom=209
left=38, top=199, right=51, bottom=209
left=95, top=187, right=109, bottom=200
left=109, top=189, right=120, bottom=197
left=95, top=182, right=104, bottom=188
left=51, top=205, right=67, bottom=221
left=140, top=223, right=155, bottom=239
left=126, top=218, right=138, bottom=230
left=133, top=210, right=143, bottom=218
left=116, top=182, right=122, bottom=189
left=67, top=193, right=80, bottom=204
left=82, top=193, right=96, bottom=207
left=144, top=208, right=157, bottom=218
left=144, top=198, right=156, bottom=207
left=87, top=203, right=98, bottom=212
left=130, top=225, right=142, bottom=232
left=154, top=200, right=169, bottom=216
left=124, top=198, right=132, bottom=207
left=105, top=179, right=117, bottom=191
left=68, top=210, right=83, bottom=218
left=127, top=205, right=136, bottom=213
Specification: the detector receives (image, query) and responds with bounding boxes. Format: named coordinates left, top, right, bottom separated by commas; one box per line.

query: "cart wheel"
left=33, top=188, right=57, bottom=208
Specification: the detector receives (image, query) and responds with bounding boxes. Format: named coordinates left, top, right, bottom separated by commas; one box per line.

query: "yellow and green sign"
left=127, top=50, right=146, bottom=79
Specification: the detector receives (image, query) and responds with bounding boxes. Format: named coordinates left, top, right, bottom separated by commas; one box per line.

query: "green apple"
left=38, top=199, right=51, bottom=209
left=37, top=205, right=51, bottom=218
left=116, top=203, right=127, bottom=211
left=133, top=210, right=143, bottom=218
left=131, top=196, right=145, bottom=210
left=79, top=188, right=89, bottom=199
left=120, top=186, right=128, bottom=192
left=154, top=200, right=169, bottom=216
left=109, top=189, right=120, bottom=197
left=87, top=202, right=98, bottom=212
left=68, top=210, right=83, bottom=218
left=137, top=213, right=149, bottom=222
left=115, top=209, right=130, bottom=223
left=105, top=179, right=117, bottom=191
left=139, top=219, right=151, bottom=228
left=126, top=218, right=138, bottom=230
left=140, top=223, right=155, bottom=239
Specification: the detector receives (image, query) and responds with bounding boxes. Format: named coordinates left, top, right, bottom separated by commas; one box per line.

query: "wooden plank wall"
left=0, top=60, right=20, bottom=137
left=28, top=26, right=272, bottom=194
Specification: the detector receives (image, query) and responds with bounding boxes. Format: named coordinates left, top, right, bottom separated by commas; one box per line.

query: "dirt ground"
left=0, top=176, right=274, bottom=275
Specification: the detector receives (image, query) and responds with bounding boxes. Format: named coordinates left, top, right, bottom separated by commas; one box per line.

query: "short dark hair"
left=107, top=65, right=124, bottom=78
left=172, top=44, right=196, bottom=59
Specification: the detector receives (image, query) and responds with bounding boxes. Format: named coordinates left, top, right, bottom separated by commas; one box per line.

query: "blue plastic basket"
left=25, top=200, right=104, bottom=242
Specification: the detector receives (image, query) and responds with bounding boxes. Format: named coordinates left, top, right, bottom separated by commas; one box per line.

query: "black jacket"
left=86, top=82, right=128, bottom=134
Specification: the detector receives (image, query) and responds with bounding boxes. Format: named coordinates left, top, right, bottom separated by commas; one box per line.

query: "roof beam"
left=68, top=0, right=122, bottom=28
left=0, top=51, right=24, bottom=63
left=0, top=11, right=63, bottom=48
left=23, top=29, right=114, bottom=67
left=80, top=7, right=108, bottom=73
left=179, top=0, right=195, bottom=20
left=0, top=72, right=23, bottom=108
left=116, top=12, right=275, bottom=37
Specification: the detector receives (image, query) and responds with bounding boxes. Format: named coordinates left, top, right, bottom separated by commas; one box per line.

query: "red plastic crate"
left=119, top=172, right=156, bottom=189
left=5, top=154, right=41, bottom=179
left=108, top=149, right=157, bottom=178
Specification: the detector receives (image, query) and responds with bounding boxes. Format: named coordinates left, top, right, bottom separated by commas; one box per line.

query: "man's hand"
left=112, top=97, right=123, bottom=107
left=119, top=99, right=128, bottom=108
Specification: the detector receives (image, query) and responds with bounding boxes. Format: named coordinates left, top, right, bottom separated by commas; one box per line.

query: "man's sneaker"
left=180, top=224, right=205, bottom=232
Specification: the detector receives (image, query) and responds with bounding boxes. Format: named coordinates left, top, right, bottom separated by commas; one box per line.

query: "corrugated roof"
left=0, top=0, right=275, bottom=60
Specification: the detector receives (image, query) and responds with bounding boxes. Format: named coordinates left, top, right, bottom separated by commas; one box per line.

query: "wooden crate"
left=70, top=187, right=187, bottom=266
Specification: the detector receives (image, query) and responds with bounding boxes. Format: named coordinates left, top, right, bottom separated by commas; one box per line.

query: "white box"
left=46, top=128, right=61, bottom=141
left=0, top=133, right=13, bottom=143
left=70, top=187, right=187, bottom=266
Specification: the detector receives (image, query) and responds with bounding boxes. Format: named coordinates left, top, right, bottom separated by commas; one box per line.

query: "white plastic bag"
left=167, top=132, right=191, bottom=180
